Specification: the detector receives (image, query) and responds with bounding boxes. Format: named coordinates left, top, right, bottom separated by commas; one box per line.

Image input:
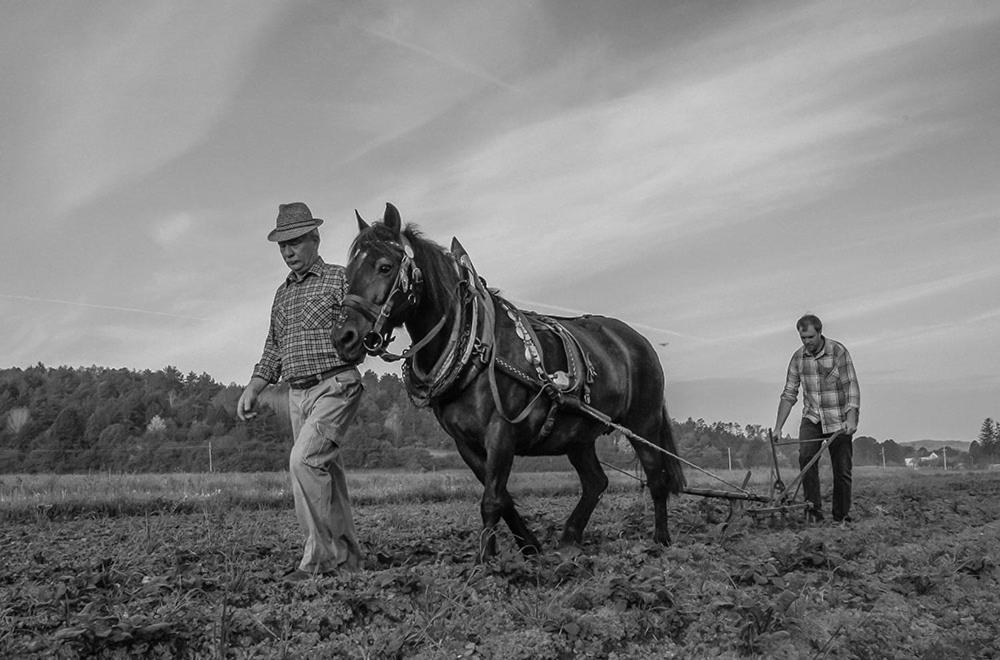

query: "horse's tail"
left=659, top=405, right=686, bottom=493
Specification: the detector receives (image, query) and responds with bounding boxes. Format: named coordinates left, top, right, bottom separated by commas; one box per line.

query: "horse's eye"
left=378, top=263, right=393, bottom=274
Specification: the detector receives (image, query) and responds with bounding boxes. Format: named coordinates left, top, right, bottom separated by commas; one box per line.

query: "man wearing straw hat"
left=237, top=202, right=364, bottom=580
left=774, top=314, right=860, bottom=524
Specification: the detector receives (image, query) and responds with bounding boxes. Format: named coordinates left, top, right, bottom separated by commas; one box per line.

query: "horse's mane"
left=350, top=222, right=459, bottom=312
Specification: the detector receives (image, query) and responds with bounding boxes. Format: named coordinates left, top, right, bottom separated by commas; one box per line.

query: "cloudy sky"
left=2, top=1, right=998, bottom=443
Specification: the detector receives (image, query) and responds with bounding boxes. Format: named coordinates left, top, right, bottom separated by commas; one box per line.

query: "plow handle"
left=778, top=430, right=843, bottom=501
left=768, top=429, right=785, bottom=494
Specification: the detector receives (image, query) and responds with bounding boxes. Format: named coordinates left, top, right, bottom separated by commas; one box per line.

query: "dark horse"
left=333, top=203, right=684, bottom=559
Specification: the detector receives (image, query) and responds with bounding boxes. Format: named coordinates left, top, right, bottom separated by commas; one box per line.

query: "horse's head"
left=334, top=202, right=423, bottom=363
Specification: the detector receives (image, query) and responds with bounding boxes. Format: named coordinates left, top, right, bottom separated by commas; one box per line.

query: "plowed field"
left=2, top=469, right=998, bottom=658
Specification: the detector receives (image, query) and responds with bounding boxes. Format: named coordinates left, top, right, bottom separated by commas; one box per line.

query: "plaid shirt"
left=780, top=337, right=860, bottom=434
left=252, top=257, right=352, bottom=383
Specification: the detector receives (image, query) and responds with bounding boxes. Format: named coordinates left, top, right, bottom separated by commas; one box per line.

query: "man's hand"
left=236, top=377, right=268, bottom=421
left=844, top=409, right=858, bottom=436
left=237, top=389, right=257, bottom=420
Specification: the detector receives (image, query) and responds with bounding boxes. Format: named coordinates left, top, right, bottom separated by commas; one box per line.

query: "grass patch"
left=0, top=465, right=921, bottom=523
left=1, top=470, right=638, bottom=521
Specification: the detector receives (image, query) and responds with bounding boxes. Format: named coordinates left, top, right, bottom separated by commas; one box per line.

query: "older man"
left=237, top=202, right=364, bottom=579
left=774, top=314, right=860, bottom=523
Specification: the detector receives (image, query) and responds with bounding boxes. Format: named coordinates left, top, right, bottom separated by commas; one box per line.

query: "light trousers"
left=287, top=368, right=363, bottom=573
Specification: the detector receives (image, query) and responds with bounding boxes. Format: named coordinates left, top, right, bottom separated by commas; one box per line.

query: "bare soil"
left=2, top=469, right=998, bottom=658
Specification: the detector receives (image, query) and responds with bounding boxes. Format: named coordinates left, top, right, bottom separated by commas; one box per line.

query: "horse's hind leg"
left=560, top=442, right=609, bottom=549
left=637, top=450, right=673, bottom=545
left=630, top=411, right=683, bottom=546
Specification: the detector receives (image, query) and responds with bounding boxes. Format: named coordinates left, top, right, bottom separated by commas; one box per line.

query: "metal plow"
left=587, top=401, right=836, bottom=533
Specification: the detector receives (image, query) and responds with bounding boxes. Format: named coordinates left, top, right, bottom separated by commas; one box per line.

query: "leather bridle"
left=342, top=232, right=495, bottom=409
left=343, top=234, right=424, bottom=357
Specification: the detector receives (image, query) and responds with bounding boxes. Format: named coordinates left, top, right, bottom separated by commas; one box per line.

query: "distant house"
left=905, top=453, right=940, bottom=468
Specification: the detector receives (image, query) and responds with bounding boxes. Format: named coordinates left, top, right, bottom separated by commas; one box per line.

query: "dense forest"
left=0, top=364, right=978, bottom=474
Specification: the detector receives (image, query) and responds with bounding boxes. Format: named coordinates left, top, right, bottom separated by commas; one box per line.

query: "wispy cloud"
left=0, top=294, right=206, bottom=321
left=30, top=2, right=282, bottom=217
left=363, top=27, right=522, bottom=94
left=398, top=20, right=969, bottom=291
left=824, top=266, right=1000, bottom=323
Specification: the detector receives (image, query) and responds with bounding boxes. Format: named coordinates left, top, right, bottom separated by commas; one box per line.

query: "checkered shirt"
left=251, top=257, right=352, bottom=384
left=780, top=337, right=860, bottom=434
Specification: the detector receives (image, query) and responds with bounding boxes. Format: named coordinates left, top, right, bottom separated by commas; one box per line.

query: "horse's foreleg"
left=480, top=427, right=540, bottom=559
left=560, top=442, right=609, bottom=549
left=478, top=449, right=508, bottom=561
left=452, top=439, right=499, bottom=560
left=454, top=437, right=488, bottom=486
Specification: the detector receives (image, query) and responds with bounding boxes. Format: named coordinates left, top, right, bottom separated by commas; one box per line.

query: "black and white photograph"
left=1, top=1, right=998, bottom=657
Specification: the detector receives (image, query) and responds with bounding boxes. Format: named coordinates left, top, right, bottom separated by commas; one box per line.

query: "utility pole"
left=881, top=446, right=886, bottom=470
left=208, top=441, right=213, bottom=473
left=942, top=446, right=947, bottom=471
left=727, top=447, right=732, bottom=472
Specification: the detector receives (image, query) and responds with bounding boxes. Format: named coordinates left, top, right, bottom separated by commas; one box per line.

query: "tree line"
left=0, top=364, right=981, bottom=474
left=0, top=364, right=455, bottom=474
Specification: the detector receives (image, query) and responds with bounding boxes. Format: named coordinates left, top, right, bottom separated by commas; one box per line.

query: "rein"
left=345, top=234, right=493, bottom=405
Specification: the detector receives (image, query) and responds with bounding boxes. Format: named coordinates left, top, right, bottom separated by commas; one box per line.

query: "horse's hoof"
left=555, top=559, right=585, bottom=579
left=555, top=544, right=583, bottom=560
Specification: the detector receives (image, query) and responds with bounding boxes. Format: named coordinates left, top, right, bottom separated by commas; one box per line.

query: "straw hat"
left=267, top=202, right=324, bottom=242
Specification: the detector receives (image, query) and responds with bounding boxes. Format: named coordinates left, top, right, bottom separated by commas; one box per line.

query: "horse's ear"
left=450, top=237, right=468, bottom=260
left=355, top=210, right=369, bottom=232
left=383, top=202, right=402, bottom=235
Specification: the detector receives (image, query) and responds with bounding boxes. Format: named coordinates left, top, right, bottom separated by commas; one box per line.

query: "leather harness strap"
left=403, top=245, right=496, bottom=407
left=356, top=236, right=600, bottom=447
left=487, top=296, right=597, bottom=439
